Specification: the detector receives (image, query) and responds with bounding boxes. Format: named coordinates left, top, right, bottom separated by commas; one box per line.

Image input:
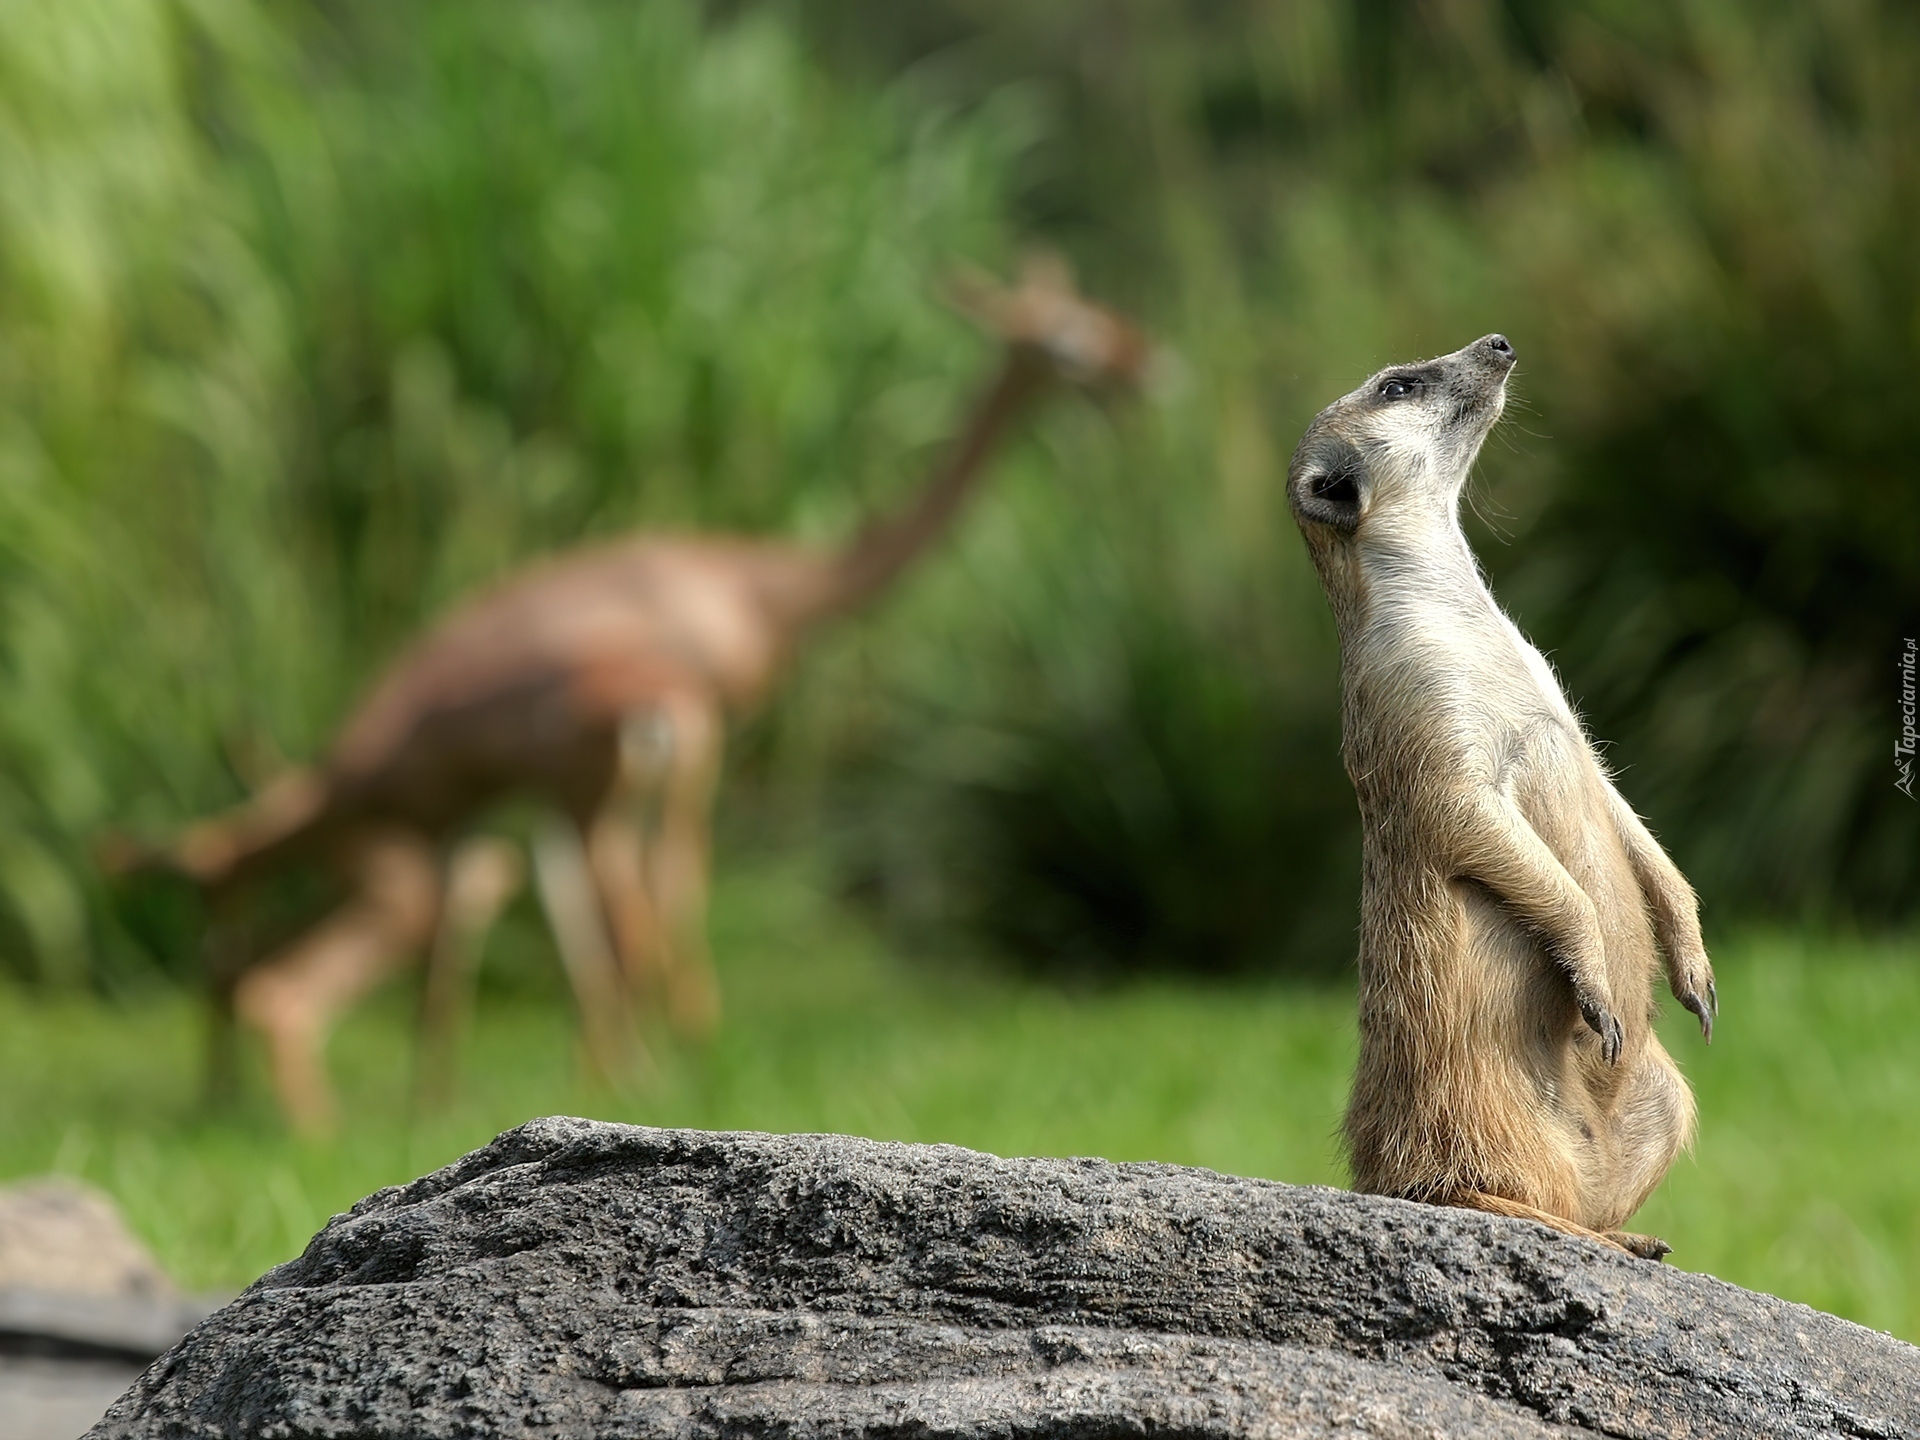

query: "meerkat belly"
left=1446, top=880, right=1605, bottom=1208
left=1349, top=878, right=1587, bottom=1214
left=1490, top=754, right=1679, bottom=1225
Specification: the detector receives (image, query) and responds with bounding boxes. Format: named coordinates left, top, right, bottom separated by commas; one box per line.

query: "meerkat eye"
left=1378, top=377, right=1418, bottom=400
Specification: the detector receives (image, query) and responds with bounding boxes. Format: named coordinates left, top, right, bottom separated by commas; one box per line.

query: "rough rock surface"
left=94, top=1120, right=1919, bottom=1439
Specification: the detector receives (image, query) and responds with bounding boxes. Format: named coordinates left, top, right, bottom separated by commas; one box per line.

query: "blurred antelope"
left=116, top=259, right=1148, bottom=1132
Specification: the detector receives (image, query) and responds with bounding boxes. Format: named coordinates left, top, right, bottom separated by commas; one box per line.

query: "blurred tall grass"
left=0, top=0, right=1912, bottom=988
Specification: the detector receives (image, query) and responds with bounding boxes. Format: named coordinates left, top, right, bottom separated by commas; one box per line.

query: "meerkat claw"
left=1706, top=978, right=1718, bottom=1015
left=1582, top=1003, right=1624, bottom=1065
left=1680, top=989, right=1713, bottom=1043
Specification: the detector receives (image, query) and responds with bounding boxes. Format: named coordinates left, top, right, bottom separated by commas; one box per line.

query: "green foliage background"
left=0, top=0, right=1913, bottom=985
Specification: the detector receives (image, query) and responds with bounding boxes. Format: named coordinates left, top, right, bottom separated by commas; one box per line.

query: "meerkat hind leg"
left=1437, top=1189, right=1667, bottom=1261
left=1603, top=1229, right=1673, bottom=1261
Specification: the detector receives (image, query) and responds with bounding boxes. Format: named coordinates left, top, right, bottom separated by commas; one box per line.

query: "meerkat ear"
left=1292, top=438, right=1366, bottom=533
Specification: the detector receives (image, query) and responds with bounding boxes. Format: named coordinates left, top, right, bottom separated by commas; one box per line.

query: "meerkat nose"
left=1485, top=334, right=1515, bottom=361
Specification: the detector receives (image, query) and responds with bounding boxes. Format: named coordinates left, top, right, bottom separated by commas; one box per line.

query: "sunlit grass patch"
left=0, top=862, right=1355, bottom=1292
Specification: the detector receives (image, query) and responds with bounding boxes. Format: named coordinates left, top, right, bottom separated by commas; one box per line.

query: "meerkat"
left=1286, top=334, right=1716, bottom=1259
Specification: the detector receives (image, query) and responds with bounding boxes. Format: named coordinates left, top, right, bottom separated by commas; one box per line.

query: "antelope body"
left=135, top=263, right=1147, bottom=1132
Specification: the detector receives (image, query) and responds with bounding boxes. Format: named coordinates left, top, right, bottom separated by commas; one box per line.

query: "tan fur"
left=1285, top=335, right=1715, bottom=1256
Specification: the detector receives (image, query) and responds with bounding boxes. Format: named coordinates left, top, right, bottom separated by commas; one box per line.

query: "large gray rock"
left=93, top=1120, right=1918, bottom=1439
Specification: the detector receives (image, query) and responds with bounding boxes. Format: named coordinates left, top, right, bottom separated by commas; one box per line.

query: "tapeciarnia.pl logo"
left=1899, top=637, right=1917, bottom=800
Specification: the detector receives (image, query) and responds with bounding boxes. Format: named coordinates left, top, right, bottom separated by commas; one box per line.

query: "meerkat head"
left=1286, top=334, right=1515, bottom=553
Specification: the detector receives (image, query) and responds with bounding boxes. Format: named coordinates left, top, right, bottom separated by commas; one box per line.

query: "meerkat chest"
left=1348, top=600, right=1553, bottom=744
left=1343, top=599, right=1603, bottom=834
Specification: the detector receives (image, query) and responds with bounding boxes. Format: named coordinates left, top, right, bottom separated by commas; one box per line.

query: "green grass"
left=1, top=862, right=1915, bottom=1345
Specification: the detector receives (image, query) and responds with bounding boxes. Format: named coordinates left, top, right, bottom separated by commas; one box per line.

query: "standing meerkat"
left=1286, top=334, right=1716, bottom=1258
